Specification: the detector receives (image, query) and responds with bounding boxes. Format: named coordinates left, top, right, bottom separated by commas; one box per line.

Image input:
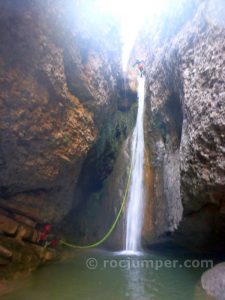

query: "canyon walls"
left=0, top=0, right=136, bottom=276
left=0, top=0, right=123, bottom=224
left=0, top=0, right=224, bottom=283
left=143, top=0, right=225, bottom=250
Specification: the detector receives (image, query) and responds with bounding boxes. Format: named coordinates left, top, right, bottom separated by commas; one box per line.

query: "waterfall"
left=125, top=77, right=145, bottom=252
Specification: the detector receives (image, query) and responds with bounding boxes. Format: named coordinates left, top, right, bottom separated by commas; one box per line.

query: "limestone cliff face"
left=143, top=0, right=225, bottom=249
left=0, top=0, right=122, bottom=224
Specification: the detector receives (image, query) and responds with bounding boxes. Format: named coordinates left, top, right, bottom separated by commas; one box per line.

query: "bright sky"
left=96, top=0, right=168, bottom=71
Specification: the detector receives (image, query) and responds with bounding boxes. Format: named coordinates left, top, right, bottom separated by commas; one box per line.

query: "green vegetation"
left=96, top=102, right=137, bottom=163
left=75, top=102, right=138, bottom=240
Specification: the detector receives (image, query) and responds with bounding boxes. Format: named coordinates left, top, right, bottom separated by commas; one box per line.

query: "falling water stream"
left=125, top=77, right=145, bottom=252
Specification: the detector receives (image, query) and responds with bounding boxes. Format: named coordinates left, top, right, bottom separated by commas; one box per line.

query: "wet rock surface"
left=143, top=0, right=225, bottom=249
left=61, top=104, right=137, bottom=248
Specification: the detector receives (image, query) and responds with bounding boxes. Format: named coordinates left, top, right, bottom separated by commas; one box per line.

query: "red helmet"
left=43, top=223, right=51, bottom=233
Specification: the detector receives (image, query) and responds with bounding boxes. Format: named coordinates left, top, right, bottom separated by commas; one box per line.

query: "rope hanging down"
left=60, top=161, right=133, bottom=249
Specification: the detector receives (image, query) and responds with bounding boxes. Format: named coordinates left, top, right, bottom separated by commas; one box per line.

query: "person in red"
left=50, top=238, right=58, bottom=248
left=37, top=223, right=58, bottom=248
left=37, top=223, right=52, bottom=247
left=133, top=59, right=145, bottom=77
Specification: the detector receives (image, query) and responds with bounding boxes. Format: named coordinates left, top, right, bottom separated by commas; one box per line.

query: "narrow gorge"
left=0, top=0, right=224, bottom=299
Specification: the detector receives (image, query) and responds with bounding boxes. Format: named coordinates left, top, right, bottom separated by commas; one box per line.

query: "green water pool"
left=1, top=249, right=211, bottom=300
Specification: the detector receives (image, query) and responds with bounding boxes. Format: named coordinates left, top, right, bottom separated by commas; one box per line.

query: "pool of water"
left=1, top=249, right=210, bottom=300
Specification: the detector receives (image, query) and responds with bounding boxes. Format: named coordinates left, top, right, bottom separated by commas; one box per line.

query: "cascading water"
left=125, top=76, right=145, bottom=252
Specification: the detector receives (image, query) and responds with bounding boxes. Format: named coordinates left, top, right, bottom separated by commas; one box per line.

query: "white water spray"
left=125, top=77, right=145, bottom=252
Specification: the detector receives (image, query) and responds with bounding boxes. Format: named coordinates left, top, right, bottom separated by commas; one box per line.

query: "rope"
left=60, top=160, right=132, bottom=249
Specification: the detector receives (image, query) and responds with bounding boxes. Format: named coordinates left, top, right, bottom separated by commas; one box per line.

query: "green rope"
left=60, top=160, right=132, bottom=249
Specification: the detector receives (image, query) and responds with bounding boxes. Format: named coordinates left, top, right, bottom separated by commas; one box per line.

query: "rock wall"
left=0, top=0, right=123, bottom=224
left=0, top=0, right=129, bottom=277
left=62, top=103, right=137, bottom=249
left=143, top=0, right=225, bottom=250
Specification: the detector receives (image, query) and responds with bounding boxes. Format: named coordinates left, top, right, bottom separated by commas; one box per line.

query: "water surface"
left=1, top=249, right=210, bottom=300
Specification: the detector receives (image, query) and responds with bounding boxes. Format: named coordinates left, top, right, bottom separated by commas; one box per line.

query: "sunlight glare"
left=97, top=0, right=167, bottom=71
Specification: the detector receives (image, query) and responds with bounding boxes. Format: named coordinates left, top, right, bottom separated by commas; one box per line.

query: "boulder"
left=202, top=263, right=225, bottom=300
